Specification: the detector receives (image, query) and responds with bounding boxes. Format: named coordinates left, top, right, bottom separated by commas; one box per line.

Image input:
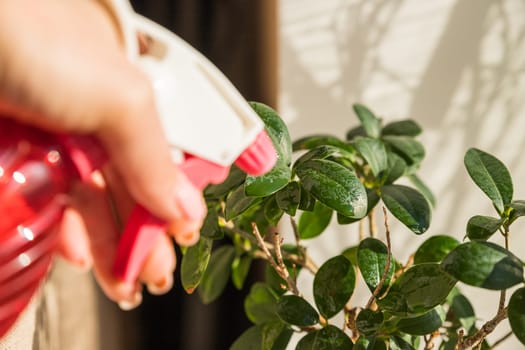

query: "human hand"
left=0, top=0, right=206, bottom=308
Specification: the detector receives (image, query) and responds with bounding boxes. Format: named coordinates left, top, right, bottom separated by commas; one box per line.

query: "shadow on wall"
left=280, top=0, right=525, bottom=347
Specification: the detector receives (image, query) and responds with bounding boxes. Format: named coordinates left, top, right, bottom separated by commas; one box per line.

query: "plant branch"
left=251, top=222, right=300, bottom=295
left=456, top=307, right=508, bottom=349
left=491, top=331, right=513, bottom=349
left=365, top=207, right=392, bottom=308
left=368, top=209, right=377, bottom=238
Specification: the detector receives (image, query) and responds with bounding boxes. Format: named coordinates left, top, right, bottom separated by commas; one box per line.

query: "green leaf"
left=509, top=287, right=525, bottom=346
left=382, top=152, right=407, bottom=185
left=381, top=184, right=431, bottom=234
left=358, top=238, right=394, bottom=296
left=264, top=196, right=284, bottom=226
left=441, top=241, right=524, bottom=290
left=261, top=321, right=293, bottom=350
left=298, top=185, right=316, bottom=211
left=294, top=145, right=356, bottom=171
left=296, top=325, right=354, bottom=350
left=298, top=201, right=333, bottom=239
left=382, top=120, right=422, bottom=137
left=464, top=148, right=513, bottom=214
left=389, top=335, right=415, bottom=350
left=413, top=235, right=460, bottom=264
left=250, top=102, right=292, bottom=165
left=353, top=103, right=381, bottom=138
left=378, top=263, right=456, bottom=316
left=198, top=245, right=236, bottom=304
left=245, top=161, right=291, bottom=197
left=225, top=185, right=262, bottom=220
left=338, top=189, right=380, bottom=225
left=276, top=295, right=319, bottom=327
left=232, top=255, right=252, bottom=290
left=230, top=325, right=262, bottom=350
left=180, top=237, right=213, bottom=293
left=200, top=209, right=224, bottom=239
left=353, top=137, right=388, bottom=177
left=275, top=181, right=301, bottom=216
left=407, top=174, right=436, bottom=207
left=448, top=293, right=476, bottom=331
left=342, top=246, right=359, bottom=266
left=507, top=200, right=525, bottom=223
left=396, top=306, right=445, bottom=335
left=204, top=165, right=246, bottom=199
left=314, top=255, right=356, bottom=319
left=354, top=336, right=386, bottom=350
left=296, top=159, right=367, bottom=218
left=293, top=134, right=354, bottom=152
left=382, top=136, right=425, bottom=166
left=356, top=309, right=384, bottom=336
left=466, top=215, right=502, bottom=241
left=244, top=283, right=279, bottom=324
left=346, top=125, right=367, bottom=141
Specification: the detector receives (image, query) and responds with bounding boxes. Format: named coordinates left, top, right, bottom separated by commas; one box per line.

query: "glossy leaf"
left=358, top=238, right=394, bottom=296
left=346, top=125, right=366, bottom=141
left=199, top=208, right=224, bottom=239
left=298, top=185, right=316, bottom=211
left=353, top=103, right=381, bottom=138
left=293, top=134, right=354, bottom=152
left=464, top=148, right=513, bottom=214
left=382, top=120, right=422, bottom=137
left=354, top=336, right=386, bottom=350
left=294, top=145, right=356, bottom=171
left=509, top=287, right=525, bottom=346
left=381, top=184, right=431, bottom=234
left=296, top=159, right=367, bottom=218
left=413, top=235, right=460, bottom=264
left=244, top=283, right=279, bottom=324
left=407, top=174, right=436, bottom=207
left=441, top=241, right=524, bottom=290
left=198, top=245, right=236, bottom=304
left=396, top=306, right=445, bottom=335
left=508, top=200, right=525, bottom=223
left=261, top=321, right=293, bottom=350
left=448, top=292, right=476, bottom=331
left=296, top=325, right=354, bottom=350
left=225, top=185, right=262, bottom=220
left=232, top=255, right=252, bottom=290
left=314, top=255, right=356, bottom=318
left=338, top=190, right=380, bottom=225
left=353, top=137, right=388, bottom=177
left=264, top=196, right=284, bottom=226
left=181, top=237, right=213, bottom=293
left=275, top=181, right=301, bottom=216
left=250, top=102, right=292, bottom=165
left=466, top=215, right=502, bottom=241
left=378, top=263, right=456, bottom=316
left=276, top=295, right=319, bottom=327
left=245, top=161, right=291, bottom=197
left=389, top=336, right=415, bottom=350
left=356, top=309, right=384, bottom=336
left=204, top=165, right=246, bottom=199
left=298, top=201, right=333, bottom=239
left=382, top=152, right=407, bottom=185
left=230, top=325, right=262, bottom=350
left=382, top=136, right=425, bottom=166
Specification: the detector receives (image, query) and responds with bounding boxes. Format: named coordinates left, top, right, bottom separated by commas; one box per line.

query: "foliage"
left=179, top=102, right=525, bottom=349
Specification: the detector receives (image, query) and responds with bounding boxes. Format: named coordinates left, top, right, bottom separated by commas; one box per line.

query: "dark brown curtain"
left=126, top=1, right=277, bottom=349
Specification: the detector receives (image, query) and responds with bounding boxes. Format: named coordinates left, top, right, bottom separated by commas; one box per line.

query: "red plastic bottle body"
left=0, top=119, right=77, bottom=337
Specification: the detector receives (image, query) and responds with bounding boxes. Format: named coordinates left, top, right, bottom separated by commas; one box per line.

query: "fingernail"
left=147, top=274, right=173, bottom=295
left=118, top=291, right=143, bottom=311
left=176, top=231, right=199, bottom=247
left=175, top=183, right=205, bottom=221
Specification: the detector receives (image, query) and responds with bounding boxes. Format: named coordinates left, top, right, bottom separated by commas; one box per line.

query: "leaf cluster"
left=178, top=103, right=525, bottom=349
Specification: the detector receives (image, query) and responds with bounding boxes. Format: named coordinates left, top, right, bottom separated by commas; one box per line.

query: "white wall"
left=279, top=0, right=525, bottom=348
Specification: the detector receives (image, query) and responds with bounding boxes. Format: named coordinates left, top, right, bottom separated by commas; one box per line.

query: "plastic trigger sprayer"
left=0, top=0, right=277, bottom=338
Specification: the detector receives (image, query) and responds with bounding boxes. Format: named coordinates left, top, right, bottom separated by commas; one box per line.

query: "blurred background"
left=2, top=0, right=524, bottom=349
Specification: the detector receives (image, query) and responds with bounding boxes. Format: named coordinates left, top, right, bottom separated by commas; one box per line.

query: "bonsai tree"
left=179, top=102, right=525, bottom=349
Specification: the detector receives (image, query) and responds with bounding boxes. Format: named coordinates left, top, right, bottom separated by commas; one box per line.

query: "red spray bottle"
left=0, top=0, right=277, bottom=338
